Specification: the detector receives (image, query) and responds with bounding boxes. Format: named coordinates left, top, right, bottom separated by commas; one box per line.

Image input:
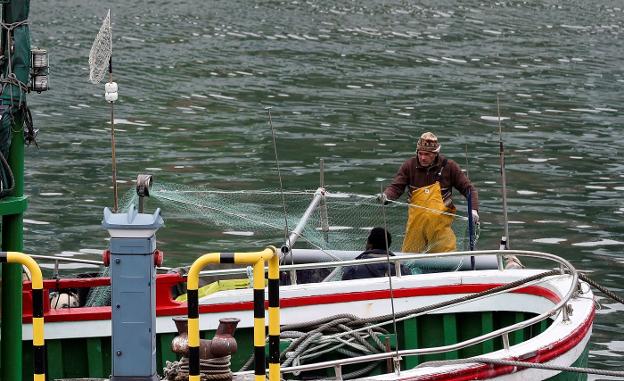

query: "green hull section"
left=17, top=310, right=555, bottom=380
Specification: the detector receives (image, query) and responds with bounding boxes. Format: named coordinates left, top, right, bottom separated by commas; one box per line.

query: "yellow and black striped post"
left=252, top=258, right=266, bottom=381
left=186, top=247, right=279, bottom=381
left=0, top=251, right=45, bottom=381
left=267, top=253, right=280, bottom=381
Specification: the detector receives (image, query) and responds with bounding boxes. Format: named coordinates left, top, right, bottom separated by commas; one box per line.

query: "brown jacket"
left=384, top=154, right=479, bottom=210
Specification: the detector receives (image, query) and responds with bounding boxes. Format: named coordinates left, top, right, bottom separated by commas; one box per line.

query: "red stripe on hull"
left=25, top=283, right=560, bottom=323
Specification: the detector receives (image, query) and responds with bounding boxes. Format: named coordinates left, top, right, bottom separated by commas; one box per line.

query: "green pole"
left=0, top=0, right=30, bottom=380
left=1, top=217, right=24, bottom=381
left=1, top=134, right=25, bottom=381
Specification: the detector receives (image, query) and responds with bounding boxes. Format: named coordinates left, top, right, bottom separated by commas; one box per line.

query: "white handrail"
left=232, top=249, right=581, bottom=376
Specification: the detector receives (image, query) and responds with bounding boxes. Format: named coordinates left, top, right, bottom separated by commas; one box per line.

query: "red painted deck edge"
left=23, top=282, right=560, bottom=323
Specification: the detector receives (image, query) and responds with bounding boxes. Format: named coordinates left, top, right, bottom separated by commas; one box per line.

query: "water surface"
left=25, top=0, right=624, bottom=371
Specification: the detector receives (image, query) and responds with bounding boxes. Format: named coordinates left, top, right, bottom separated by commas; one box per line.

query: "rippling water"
left=25, top=0, right=624, bottom=371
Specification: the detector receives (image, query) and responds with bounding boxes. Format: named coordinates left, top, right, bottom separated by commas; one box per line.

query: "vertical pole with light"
left=0, top=1, right=32, bottom=380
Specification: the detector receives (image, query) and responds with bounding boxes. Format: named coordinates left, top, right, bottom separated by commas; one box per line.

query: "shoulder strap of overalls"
left=436, top=158, right=448, bottom=181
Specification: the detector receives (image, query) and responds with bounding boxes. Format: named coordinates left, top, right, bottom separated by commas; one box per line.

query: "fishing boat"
left=15, top=186, right=596, bottom=380
left=18, top=250, right=595, bottom=381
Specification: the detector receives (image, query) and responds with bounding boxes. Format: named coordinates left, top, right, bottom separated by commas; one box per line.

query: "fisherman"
left=342, top=227, right=410, bottom=280
left=378, top=132, right=479, bottom=254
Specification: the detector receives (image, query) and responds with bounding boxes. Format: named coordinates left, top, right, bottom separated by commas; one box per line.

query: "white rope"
left=157, top=189, right=316, bottom=196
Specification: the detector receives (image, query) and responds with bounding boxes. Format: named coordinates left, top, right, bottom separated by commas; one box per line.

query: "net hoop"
left=88, top=9, right=112, bottom=84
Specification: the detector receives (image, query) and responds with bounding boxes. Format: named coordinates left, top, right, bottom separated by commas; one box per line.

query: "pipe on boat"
left=281, top=187, right=326, bottom=255
left=186, top=247, right=280, bottom=381
left=1, top=251, right=46, bottom=381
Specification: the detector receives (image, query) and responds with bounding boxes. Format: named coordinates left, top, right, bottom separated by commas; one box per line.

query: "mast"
left=497, top=96, right=510, bottom=250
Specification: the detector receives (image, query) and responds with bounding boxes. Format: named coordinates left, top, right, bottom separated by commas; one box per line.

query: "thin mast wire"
left=266, top=107, right=291, bottom=251
left=380, top=183, right=401, bottom=375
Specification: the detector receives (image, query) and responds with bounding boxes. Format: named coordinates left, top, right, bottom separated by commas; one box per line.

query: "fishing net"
left=121, top=183, right=476, bottom=254
left=88, top=9, right=112, bottom=84
left=81, top=183, right=477, bottom=306
left=84, top=266, right=112, bottom=307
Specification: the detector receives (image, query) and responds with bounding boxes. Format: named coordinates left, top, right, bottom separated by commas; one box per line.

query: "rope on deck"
left=163, top=356, right=232, bottom=381
left=578, top=272, right=624, bottom=305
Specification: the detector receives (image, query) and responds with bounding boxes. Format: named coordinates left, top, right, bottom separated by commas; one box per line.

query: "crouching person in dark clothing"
left=342, top=227, right=411, bottom=280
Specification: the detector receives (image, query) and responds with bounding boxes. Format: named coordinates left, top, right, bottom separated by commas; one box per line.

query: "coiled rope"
left=163, top=356, right=232, bottom=381
left=240, top=316, right=388, bottom=379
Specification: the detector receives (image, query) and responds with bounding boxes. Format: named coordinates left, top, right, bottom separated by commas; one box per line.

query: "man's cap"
left=416, top=131, right=441, bottom=153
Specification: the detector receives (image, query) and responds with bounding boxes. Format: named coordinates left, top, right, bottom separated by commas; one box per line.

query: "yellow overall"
left=401, top=181, right=457, bottom=253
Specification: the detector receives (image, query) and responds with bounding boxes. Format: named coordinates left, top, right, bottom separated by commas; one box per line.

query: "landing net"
left=120, top=182, right=476, bottom=253
left=88, top=9, right=112, bottom=84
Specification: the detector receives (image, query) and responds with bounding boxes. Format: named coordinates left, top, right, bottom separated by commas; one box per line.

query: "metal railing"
left=25, top=249, right=582, bottom=379
left=230, top=249, right=581, bottom=379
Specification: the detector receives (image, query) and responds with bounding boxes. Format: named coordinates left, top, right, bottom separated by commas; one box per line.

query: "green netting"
left=120, top=183, right=477, bottom=253
left=84, top=266, right=111, bottom=307
left=83, top=183, right=478, bottom=306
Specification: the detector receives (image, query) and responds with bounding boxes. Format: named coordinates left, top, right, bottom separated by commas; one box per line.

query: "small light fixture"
left=30, top=48, right=49, bottom=93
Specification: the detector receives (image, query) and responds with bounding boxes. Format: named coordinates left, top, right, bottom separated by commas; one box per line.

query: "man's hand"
left=376, top=193, right=389, bottom=205
left=471, top=210, right=480, bottom=225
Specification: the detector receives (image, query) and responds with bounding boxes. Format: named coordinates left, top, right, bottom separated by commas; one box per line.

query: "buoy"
left=105, top=81, right=118, bottom=103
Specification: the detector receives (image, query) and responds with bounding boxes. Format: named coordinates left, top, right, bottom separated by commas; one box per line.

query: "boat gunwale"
left=232, top=280, right=595, bottom=380
left=22, top=250, right=579, bottom=329
left=21, top=279, right=561, bottom=324
left=24, top=249, right=556, bottom=278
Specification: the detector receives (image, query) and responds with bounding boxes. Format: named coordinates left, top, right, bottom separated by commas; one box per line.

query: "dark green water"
left=24, top=0, right=624, bottom=373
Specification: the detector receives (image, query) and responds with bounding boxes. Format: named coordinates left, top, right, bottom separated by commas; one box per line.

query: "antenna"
left=464, top=143, right=470, bottom=179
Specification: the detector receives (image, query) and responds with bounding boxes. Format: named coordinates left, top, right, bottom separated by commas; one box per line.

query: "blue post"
left=102, top=204, right=164, bottom=381
left=467, top=189, right=475, bottom=270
